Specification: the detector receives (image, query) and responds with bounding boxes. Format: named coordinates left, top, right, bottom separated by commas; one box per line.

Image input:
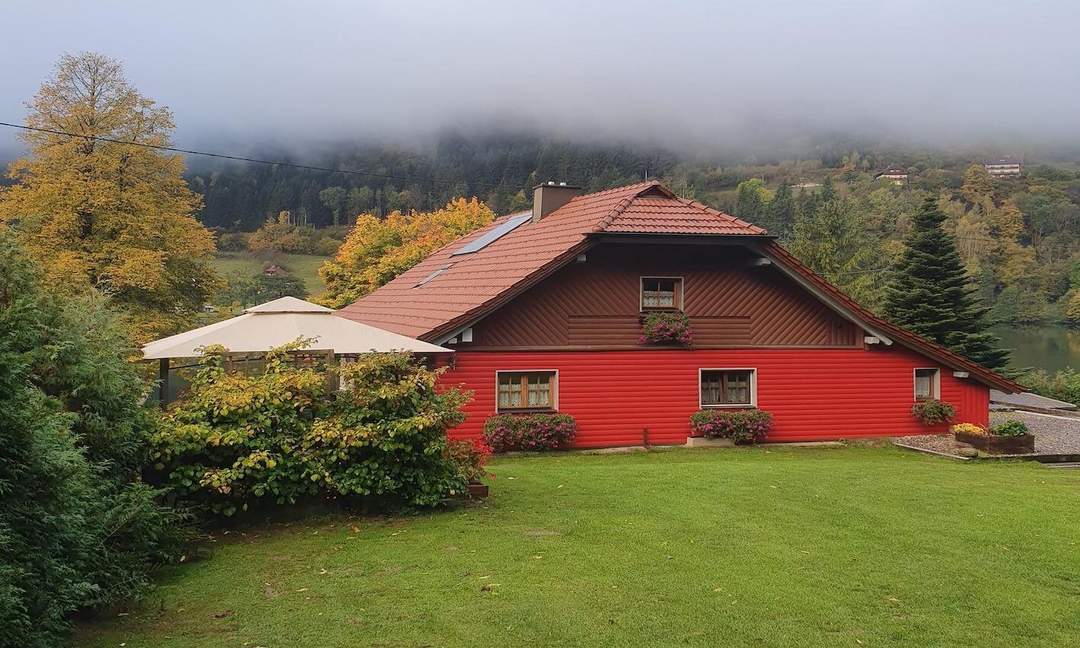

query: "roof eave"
left=762, top=242, right=1023, bottom=393
left=421, top=239, right=597, bottom=344
left=590, top=232, right=777, bottom=243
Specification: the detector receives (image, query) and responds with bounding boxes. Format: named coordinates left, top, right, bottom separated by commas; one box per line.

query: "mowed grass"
left=211, top=253, right=329, bottom=296
left=79, top=446, right=1080, bottom=647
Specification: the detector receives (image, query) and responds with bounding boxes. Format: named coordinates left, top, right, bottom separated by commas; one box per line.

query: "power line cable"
left=0, top=121, right=500, bottom=190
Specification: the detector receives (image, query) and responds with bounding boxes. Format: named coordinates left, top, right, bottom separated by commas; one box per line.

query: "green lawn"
left=79, top=446, right=1080, bottom=647
left=211, top=253, right=329, bottom=296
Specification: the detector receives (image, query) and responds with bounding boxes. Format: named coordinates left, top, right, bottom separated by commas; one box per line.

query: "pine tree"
left=765, top=183, right=795, bottom=240
left=734, top=179, right=771, bottom=225
left=884, top=197, right=1010, bottom=370
left=789, top=196, right=884, bottom=309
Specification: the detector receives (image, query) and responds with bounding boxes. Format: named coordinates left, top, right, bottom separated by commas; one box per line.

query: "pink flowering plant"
left=690, top=409, right=773, bottom=444
left=640, top=311, right=693, bottom=345
left=483, top=413, right=576, bottom=452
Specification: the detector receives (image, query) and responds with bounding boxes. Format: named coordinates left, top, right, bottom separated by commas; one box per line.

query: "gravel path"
left=895, top=410, right=1080, bottom=457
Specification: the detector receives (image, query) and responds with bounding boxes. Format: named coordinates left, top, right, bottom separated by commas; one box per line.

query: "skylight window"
left=414, top=264, right=450, bottom=287
left=451, top=212, right=531, bottom=256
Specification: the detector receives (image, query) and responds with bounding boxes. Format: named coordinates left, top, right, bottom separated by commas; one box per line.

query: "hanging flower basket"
left=640, top=311, right=693, bottom=346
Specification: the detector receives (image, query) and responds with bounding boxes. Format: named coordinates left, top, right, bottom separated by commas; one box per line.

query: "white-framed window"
left=496, top=370, right=558, bottom=412
left=914, top=368, right=940, bottom=400
left=640, top=276, right=684, bottom=311
left=699, top=368, right=756, bottom=408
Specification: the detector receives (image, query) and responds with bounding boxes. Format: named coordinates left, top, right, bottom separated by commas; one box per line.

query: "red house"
left=338, top=181, right=1020, bottom=447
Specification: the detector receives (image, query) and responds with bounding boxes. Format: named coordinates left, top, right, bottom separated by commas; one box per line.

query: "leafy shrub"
left=911, top=398, right=956, bottom=425
left=248, top=211, right=344, bottom=256
left=214, top=230, right=251, bottom=252
left=990, top=420, right=1030, bottom=437
left=483, top=413, right=576, bottom=452
left=152, top=346, right=470, bottom=514
left=445, top=438, right=493, bottom=483
left=640, top=311, right=693, bottom=345
left=0, top=233, right=186, bottom=648
left=1016, top=368, right=1080, bottom=408
left=690, top=409, right=773, bottom=444
left=950, top=423, right=987, bottom=437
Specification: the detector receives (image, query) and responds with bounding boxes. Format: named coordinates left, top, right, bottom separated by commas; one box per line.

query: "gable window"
left=497, top=370, right=557, bottom=412
left=700, top=369, right=755, bottom=407
left=914, top=368, right=940, bottom=400
left=641, top=277, right=683, bottom=311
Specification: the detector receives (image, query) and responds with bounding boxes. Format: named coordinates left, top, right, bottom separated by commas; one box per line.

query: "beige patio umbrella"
left=142, top=296, right=451, bottom=402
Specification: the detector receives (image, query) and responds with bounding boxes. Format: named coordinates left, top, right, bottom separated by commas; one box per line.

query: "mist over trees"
left=186, top=136, right=1080, bottom=328
left=185, top=134, right=678, bottom=230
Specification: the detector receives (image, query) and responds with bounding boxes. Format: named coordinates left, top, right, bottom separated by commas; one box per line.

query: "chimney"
left=532, top=181, right=582, bottom=223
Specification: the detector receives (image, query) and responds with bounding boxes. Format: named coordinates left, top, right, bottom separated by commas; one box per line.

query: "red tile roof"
left=336, top=180, right=1020, bottom=393
left=336, top=181, right=766, bottom=339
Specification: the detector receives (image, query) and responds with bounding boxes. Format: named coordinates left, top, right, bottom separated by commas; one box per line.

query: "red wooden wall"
left=439, top=346, right=990, bottom=447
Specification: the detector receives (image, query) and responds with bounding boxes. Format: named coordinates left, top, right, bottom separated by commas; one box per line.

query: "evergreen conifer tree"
left=765, top=184, right=796, bottom=240
left=884, top=197, right=1010, bottom=370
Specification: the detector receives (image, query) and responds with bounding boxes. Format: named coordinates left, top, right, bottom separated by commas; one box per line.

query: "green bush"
left=1016, top=368, right=1080, bottom=408
left=152, top=347, right=470, bottom=514
left=911, top=398, right=956, bottom=425
left=214, top=230, right=251, bottom=252
left=0, top=233, right=185, bottom=648
left=990, top=420, right=1030, bottom=437
left=690, top=409, right=773, bottom=444
left=445, top=439, right=493, bottom=483
left=247, top=213, right=344, bottom=256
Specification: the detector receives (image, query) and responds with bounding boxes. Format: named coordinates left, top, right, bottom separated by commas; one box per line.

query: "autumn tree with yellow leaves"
left=0, top=52, right=217, bottom=339
left=319, top=197, right=494, bottom=308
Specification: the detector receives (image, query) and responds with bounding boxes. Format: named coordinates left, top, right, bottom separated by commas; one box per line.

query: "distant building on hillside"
left=792, top=182, right=822, bottom=190
left=983, top=157, right=1022, bottom=177
left=875, top=168, right=909, bottom=185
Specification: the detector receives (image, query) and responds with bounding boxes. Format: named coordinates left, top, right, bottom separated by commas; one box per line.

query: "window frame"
left=639, top=276, right=685, bottom=312
left=913, top=367, right=940, bottom=401
left=495, top=369, right=559, bottom=413
left=698, top=368, right=757, bottom=409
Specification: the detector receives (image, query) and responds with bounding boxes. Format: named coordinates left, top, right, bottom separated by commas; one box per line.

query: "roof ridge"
left=676, top=196, right=767, bottom=234
left=597, top=195, right=638, bottom=231
left=595, top=181, right=669, bottom=232
left=577, top=179, right=660, bottom=200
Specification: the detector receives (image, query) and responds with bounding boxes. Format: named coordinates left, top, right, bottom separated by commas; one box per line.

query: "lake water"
left=991, top=325, right=1080, bottom=372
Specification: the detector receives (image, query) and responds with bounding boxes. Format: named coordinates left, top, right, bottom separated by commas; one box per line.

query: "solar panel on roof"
left=414, top=264, right=450, bottom=287
left=451, top=212, right=531, bottom=256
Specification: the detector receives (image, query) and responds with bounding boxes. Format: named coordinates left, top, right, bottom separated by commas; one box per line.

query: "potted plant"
left=446, top=438, right=494, bottom=498
left=911, top=398, right=955, bottom=426
left=952, top=420, right=1034, bottom=454
left=640, top=311, right=693, bottom=346
left=689, top=409, right=773, bottom=445
left=483, top=413, right=577, bottom=453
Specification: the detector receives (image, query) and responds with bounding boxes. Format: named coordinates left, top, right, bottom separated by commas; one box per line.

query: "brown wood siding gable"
left=464, top=243, right=858, bottom=349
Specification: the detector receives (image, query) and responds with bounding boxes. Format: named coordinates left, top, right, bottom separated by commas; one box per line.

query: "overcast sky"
left=3, top=0, right=1079, bottom=156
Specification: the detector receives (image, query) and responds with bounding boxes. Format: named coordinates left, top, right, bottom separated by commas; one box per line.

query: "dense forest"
left=187, top=134, right=678, bottom=229
left=186, top=133, right=1080, bottom=326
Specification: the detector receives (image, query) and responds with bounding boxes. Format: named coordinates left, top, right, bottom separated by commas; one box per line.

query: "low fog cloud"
left=3, top=0, right=1080, bottom=155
